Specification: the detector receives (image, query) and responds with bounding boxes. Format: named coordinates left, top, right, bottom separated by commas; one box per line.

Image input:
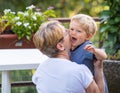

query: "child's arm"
left=84, top=44, right=107, bottom=60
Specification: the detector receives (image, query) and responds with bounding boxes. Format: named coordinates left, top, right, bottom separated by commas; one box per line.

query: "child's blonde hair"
left=71, top=14, right=97, bottom=36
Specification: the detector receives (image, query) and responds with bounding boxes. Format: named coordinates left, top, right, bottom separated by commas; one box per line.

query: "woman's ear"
left=56, top=42, right=65, bottom=51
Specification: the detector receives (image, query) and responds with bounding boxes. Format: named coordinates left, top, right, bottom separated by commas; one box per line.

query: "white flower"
left=32, top=15, right=37, bottom=20
left=28, top=26, right=31, bottom=29
left=18, top=11, right=24, bottom=15
left=33, top=24, right=37, bottom=26
left=4, top=9, right=11, bottom=14
left=26, top=5, right=35, bottom=10
left=24, top=12, right=29, bottom=16
left=11, top=12, right=15, bottom=14
left=35, top=12, right=42, bottom=16
left=14, top=17, right=20, bottom=20
left=23, top=23, right=29, bottom=27
left=16, top=22, right=22, bottom=26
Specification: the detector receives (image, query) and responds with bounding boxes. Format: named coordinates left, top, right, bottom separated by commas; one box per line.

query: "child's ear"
left=86, top=33, right=93, bottom=40
left=56, top=42, right=65, bottom=51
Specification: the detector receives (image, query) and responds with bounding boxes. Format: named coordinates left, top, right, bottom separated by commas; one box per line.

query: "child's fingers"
left=84, top=44, right=94, bottom=50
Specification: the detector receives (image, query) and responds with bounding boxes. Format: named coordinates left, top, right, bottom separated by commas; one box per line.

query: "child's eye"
left=77, top=30, right=81, bottom=32
left=70, top=28, right=74, bottom=31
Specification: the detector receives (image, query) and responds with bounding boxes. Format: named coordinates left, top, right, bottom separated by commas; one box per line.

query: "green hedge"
left=100, top=0, right=120, bottom=59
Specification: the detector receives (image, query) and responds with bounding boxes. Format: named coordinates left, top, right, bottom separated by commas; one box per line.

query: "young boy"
left=69, top=14, right=108, bottom=93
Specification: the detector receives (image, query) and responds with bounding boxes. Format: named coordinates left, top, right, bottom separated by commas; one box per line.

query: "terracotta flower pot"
left=0, top=34, right=35, bottom=49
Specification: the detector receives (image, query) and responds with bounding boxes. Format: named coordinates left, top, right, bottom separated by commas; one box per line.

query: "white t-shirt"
left=32, top=58, right=93, bottom=93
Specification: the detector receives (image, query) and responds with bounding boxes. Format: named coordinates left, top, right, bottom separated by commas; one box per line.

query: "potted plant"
left=0, top=5, right=56, bottom=49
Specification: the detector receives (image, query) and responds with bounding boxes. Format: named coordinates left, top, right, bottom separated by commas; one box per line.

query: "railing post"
left=2, top=71, right=11, bottom=93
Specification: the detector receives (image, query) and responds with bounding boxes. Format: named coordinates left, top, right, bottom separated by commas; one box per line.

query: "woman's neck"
left=57, top=52, right=70, bottom=60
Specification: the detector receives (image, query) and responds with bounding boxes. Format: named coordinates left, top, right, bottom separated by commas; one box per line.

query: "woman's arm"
left=86, top=60, right=105, bottom=93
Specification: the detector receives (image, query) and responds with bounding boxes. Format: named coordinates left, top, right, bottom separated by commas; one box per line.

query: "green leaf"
left=115, top=16, right=120, bottom=23
left=100, top=25, right=110, bottom=33
left=100, top=10, right=110, bottom=17
left=108, top=26, right=118, bottom=33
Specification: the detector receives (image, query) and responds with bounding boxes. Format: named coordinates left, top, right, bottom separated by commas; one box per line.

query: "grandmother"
left=32, top=21, right=105, bottom=93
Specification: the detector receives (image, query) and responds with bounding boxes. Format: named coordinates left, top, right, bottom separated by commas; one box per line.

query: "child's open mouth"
left=71, top=37, right=77, bottom=43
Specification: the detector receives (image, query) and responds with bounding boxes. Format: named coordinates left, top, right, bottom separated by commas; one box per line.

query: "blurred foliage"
left=11, top=70, right=37, bottom=93
left=0, top=0, right=105, bottom=17
left=100, top=0, right=120, bottom=60
left=11, top=86, right=37, bottom=93
left=0, top=0, right=40, bottom=14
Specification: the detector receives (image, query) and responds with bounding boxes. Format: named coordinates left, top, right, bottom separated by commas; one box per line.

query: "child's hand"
left=84, top=44, right=95, bottom=53
left=84, top=44, right=107, bottom=60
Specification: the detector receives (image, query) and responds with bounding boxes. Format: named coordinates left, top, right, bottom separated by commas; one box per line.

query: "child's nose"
left=70, top=30, right=76, bottom=35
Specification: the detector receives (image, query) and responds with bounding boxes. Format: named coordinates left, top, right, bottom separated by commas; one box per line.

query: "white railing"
left=0, top=49, right=48, bottom=93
